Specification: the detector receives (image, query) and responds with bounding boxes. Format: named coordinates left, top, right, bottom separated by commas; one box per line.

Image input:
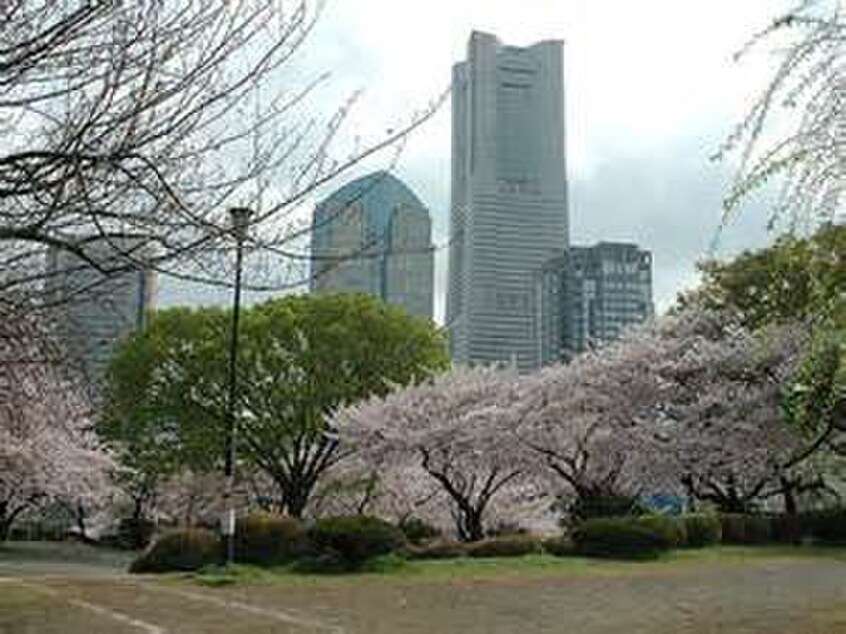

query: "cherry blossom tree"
left=335, top=368, right=537, bottom=541
left=0, top=299, right=112, bottom=541
left=517, top=309, right=829, bottom=517
left=515, top=326, right=678, bottom=522
left=660, top=316, right=835, bottom=513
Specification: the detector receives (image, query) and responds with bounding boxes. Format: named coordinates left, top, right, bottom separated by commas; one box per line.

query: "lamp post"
left=222, top=206, right=252, bottom=566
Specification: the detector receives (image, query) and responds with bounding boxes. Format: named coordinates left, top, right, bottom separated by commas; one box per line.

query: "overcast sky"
left=160, top=0, right=798, bottom=321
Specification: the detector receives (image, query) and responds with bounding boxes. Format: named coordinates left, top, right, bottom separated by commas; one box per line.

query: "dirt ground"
left=1, top=544, right=844, bottom=634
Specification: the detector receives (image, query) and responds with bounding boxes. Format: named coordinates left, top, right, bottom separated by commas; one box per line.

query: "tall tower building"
left=538, top=242, right=654, bottom=363
left=310, top=171, right=434, bottom=319
left=45, top=238, right=156, bottom=399
left=447, top=31, right=569, bottom=370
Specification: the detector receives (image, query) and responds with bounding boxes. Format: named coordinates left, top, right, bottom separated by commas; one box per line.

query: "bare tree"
left=0, top=1, right=443, bottom=308
left=718, top=0, right=845, bottom=230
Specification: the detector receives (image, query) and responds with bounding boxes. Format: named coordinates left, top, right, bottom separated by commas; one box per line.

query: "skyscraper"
left=537, top=242, right=654, bottom=363
left=447, top=31, right=569, bottom=371
left=310, top=171, right=434, bottom=319
left=45, top=238, right=156, bottom=398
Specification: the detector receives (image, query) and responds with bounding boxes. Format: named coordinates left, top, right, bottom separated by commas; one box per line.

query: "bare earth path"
left=1, top=544, right=844, bottom=634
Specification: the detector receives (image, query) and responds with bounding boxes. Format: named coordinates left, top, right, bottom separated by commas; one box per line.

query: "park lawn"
left=0, top=584, right=137, bottom=634
left=179, top=545, right=846, bottom=588
left=1, top=545, right=844, bottom=633
left=0, top=579, right=325, bottom=634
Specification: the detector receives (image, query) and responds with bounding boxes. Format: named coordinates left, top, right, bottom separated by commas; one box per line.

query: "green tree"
left=681, top=223, right=845, bottom=510
left=100, top=307, right=226, bottom=520
left=101, top=294, right=449, bottom=518
left=682, top=223, right=844, bottom=330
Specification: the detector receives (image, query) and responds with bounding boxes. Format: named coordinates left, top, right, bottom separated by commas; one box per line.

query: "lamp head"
left=228, top=207, right=253, bottom=241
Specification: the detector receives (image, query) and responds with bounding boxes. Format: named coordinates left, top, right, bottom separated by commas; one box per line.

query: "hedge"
left=404, top=539, right=467, bottom=560
left=398, top=517, right=441, bottom=544
left=798, top=509, right=846, bottom=544
left=465, top=536, right=542, bottom=558
left=719, top=514, right=772, bottom=544
left=308, top=515, right=405, bottom=570
left=234, top=512, right=307, bottom=565
left=680, top=514, right=722, bottom=548
left=129, top=529, right=221, bottom=573
left=572, top=516, right=676, bottom=560
left=541, top=535, right=573, bottom=557
left=116, top=517, right=156, bottom=550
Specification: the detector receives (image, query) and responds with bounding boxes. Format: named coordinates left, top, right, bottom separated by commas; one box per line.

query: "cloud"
left=160, top=0, right=797, bottom=321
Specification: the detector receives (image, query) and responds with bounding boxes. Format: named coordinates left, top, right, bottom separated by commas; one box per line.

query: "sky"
left=159, top=0, right=799, bottom=321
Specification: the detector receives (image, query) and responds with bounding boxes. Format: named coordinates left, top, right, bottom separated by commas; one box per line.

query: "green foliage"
left=571, top=517, right=676, bottom=560
left=636, top=515, right=686, bottom=548
left=465, top=536, right=542, bottom=558
left=721, top=510, right=846, bottom=545
left=486, top=521, right=529, bottom=537
left=404, top=539, right=467, bottom=560
left=719, top=514, right=773, bottom=545
left=564, top=492, right=646, bottom=523
left=782, top=328, right=845, bottom=439
left=798, top=508, right=846, bottom=544
left=685, top=223, right=844, bottom=329
left=234, top=512, right=307, bottom=566
left=104, top=294, right=449, bottom=517
left=116, top=517, right=156, bottom=550
left=307, top=515, right=406, bottom=570
left=129, top=529, right=221, bottom=573
left=680, top=514, right=722, bottom=548
left=398, top=517, right=441, bottom=544
left=541, top=535, right=574, bottom=557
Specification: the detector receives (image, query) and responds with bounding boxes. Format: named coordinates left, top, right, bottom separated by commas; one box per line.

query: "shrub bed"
left=465, top=536, right=542, bottom=558
left=637, top=515, right=685, bottom=547
left=129, top=529, right=221, bottom=573
left=398, top=517, right=441, bottom=544
left=798, top=508, right=846, bottom=544
left=234, top=512, right=306, bottom=565
left=116, top=517, right=156, bottom=550
left=680, top=514, right=722, bottom=548
left=308, top=515, right=405, bottom=570
left=719, top=514, right=772, bottom=544
left=571, top=516, right=675, bottom=560
left=404, top=539, right=467, bottom=560
left=541, top=535, right=573, bottom=557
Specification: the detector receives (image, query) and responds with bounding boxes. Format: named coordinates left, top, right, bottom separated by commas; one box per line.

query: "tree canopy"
left=101, top=293, right=449, bottom=518
left=682, top=223, right=844, bottom=330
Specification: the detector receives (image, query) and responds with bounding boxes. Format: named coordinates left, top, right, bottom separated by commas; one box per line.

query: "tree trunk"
left=781, top=478, right=798, bottom=516
left=0, top=502, right=16, bottom=543
left=281, top=477, right=316, bottom=519
left=458, top=508, right=485, bottom=542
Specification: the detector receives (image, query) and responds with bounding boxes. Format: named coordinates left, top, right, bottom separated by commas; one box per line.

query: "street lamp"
left=222, top=206, right=252, bottom=566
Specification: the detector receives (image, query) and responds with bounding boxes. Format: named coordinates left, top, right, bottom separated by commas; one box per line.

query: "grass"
left=3, top=544, right=846, bottom=633
left=169, top=544, right=846, bottom=588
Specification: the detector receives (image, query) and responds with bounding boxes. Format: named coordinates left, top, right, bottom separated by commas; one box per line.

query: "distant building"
left=447, top=31, right=569, bottom=371
left=310, top=171, right=434, bottom=319
left=538, top=242, right=653, bottom=363
left=45, top=238, right=156, bottom=398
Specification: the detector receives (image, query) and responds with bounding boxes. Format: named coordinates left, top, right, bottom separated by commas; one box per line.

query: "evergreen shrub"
left=129, top=529, right=221, bottom=573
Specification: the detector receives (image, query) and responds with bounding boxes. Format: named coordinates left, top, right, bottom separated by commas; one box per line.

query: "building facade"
left=447, top=31, right=569, bottom=371
left=310, top=171, right=434, bottom=319
left=538, top=242, right=654, bottom=363
left=45, top=239, right=156, bottom=398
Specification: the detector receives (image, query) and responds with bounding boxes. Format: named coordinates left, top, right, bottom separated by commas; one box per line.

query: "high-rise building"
left=310, top=171, right=434, bottom=319
left=538, top=242, right=654, bottom=363
left=45, top=238, right=156, bottom=398
left=447, top=31, right=569, bottom=371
